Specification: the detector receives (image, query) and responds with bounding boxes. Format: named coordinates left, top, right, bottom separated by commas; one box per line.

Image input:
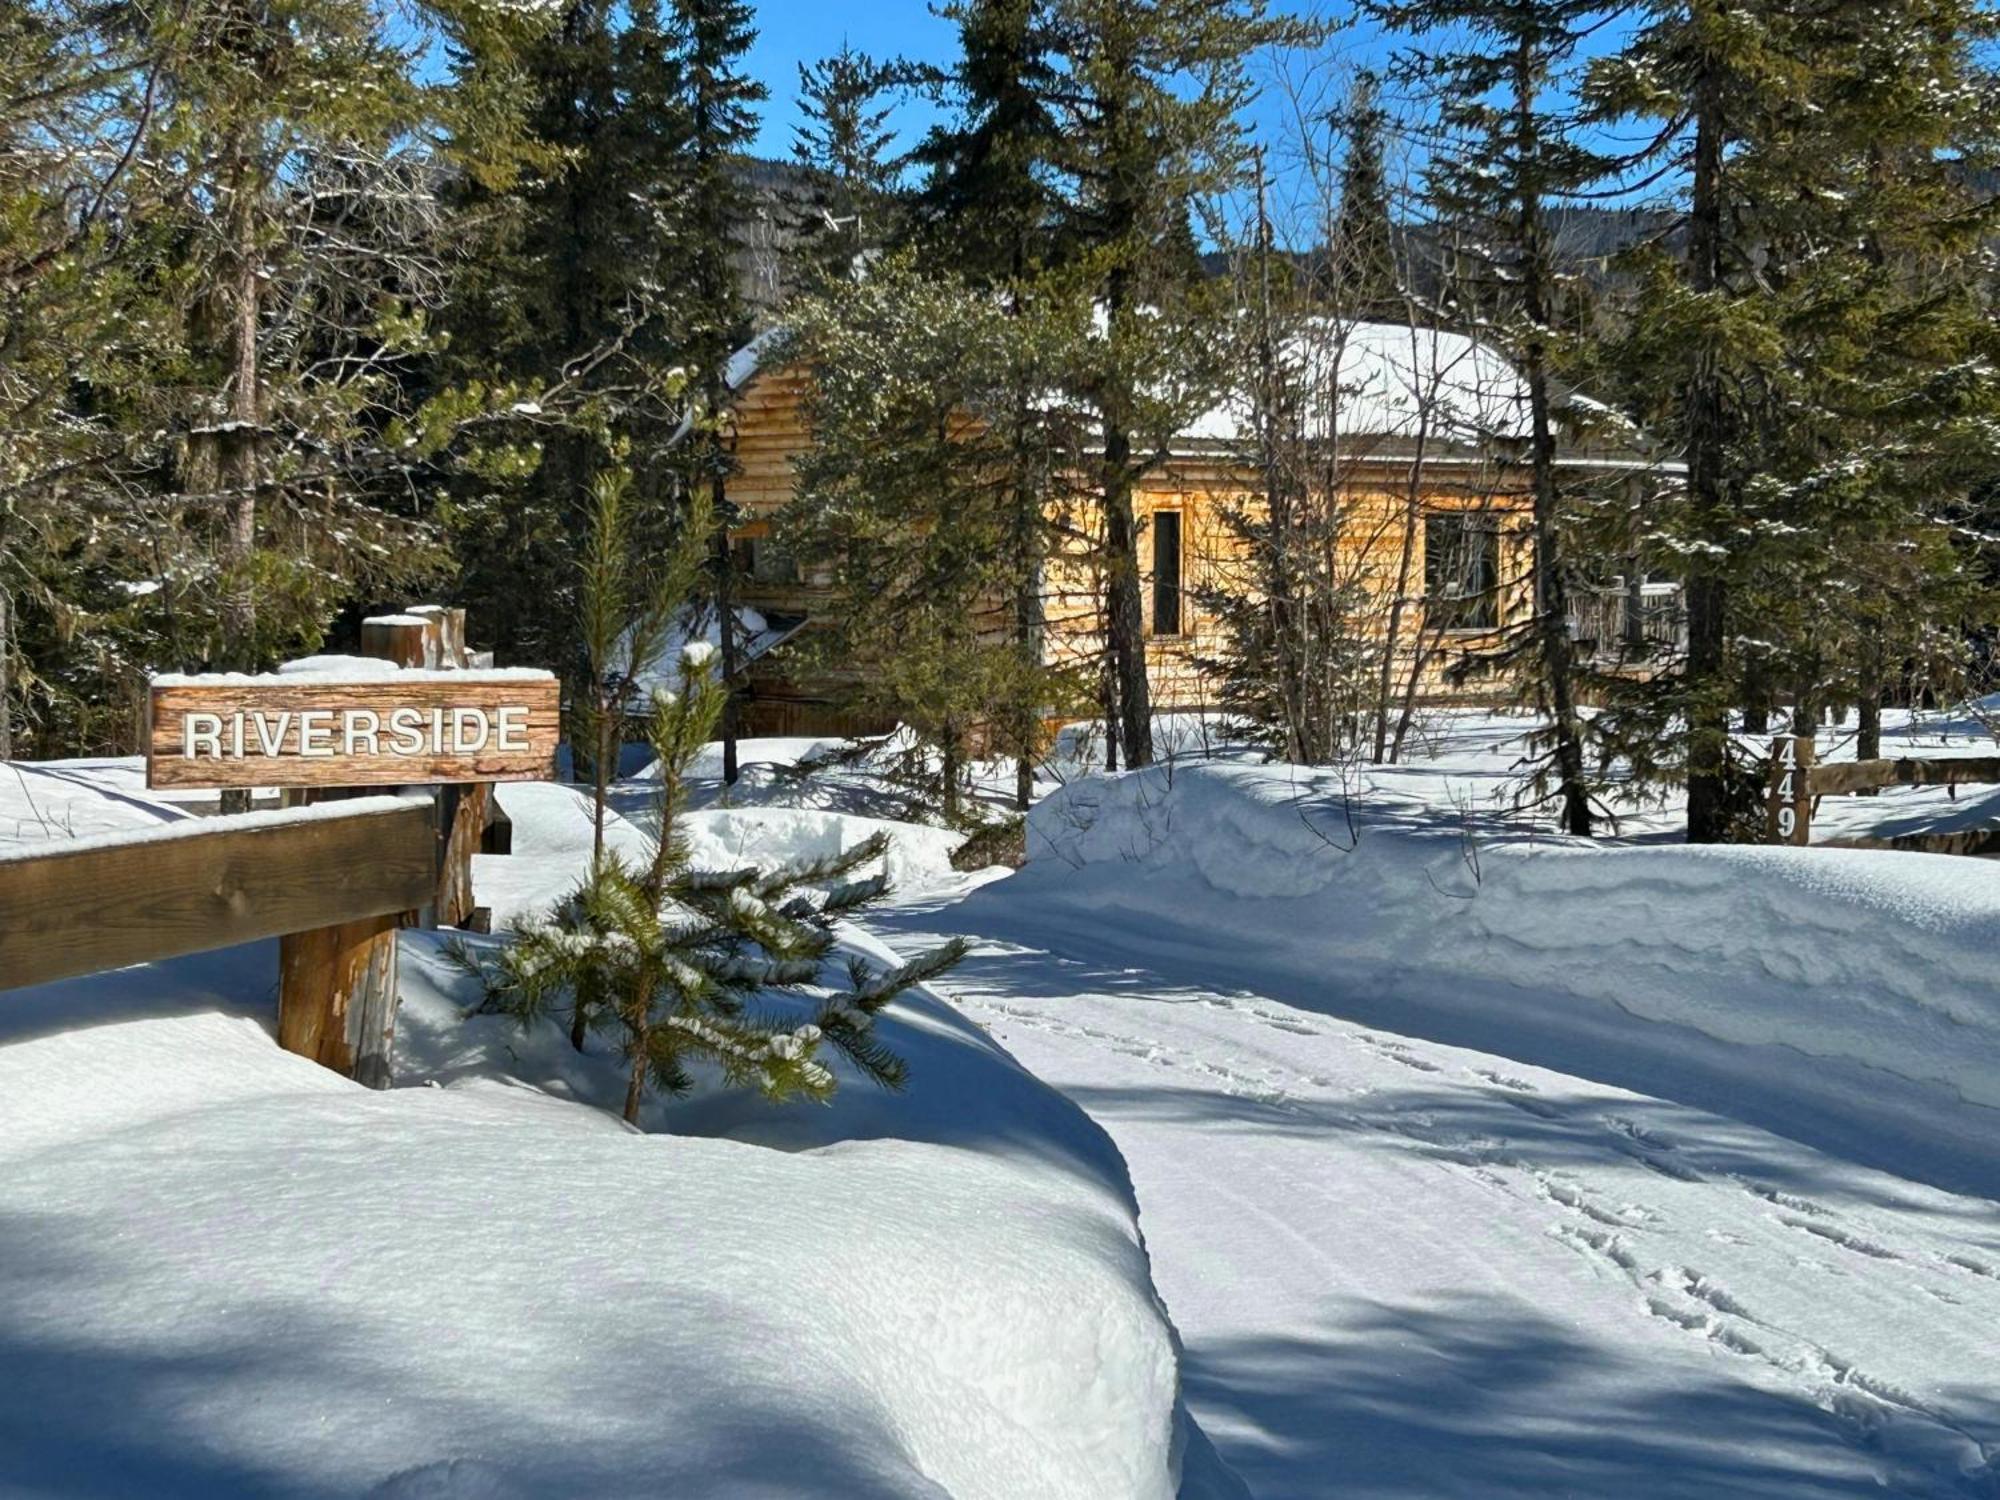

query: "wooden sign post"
left=1768, top=733, right=1813, bottom=846
left=140, top=648, right=558, bottom=1086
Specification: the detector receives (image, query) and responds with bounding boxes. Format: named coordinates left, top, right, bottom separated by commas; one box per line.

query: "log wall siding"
left=722, top=361, right=1539, bottom=723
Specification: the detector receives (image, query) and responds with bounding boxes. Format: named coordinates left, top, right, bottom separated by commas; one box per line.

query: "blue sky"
left=740, top=0, right=1402, bottom=229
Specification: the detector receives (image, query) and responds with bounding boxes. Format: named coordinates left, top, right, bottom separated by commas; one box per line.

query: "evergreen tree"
left=3, top=2, right=538, bottom=757
left=1039, top=0, right=1320, bottom=769
left=669, top=0, right=766, bottom=790
left=1325, top=76, right=1404, bottom=319
left=1591, top=0, right=2000, bottom=838
left=789, top=44, right=899, bottom=287
left=434, top=1, right=692, bottom=676
left=782, top=256, right=1091, bottom=816
left=906, top=0, right=1066, bottom=285
left=1371, top=0, right=1616, bottom=835
left=461, top=461, right=967, bottom=1124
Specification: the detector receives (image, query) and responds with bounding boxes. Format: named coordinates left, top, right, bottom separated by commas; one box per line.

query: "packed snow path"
left=871, top=902, right=2000, bottom=1500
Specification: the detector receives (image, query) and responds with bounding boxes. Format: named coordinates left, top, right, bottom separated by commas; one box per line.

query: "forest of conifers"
left=4, top=0, right=1997, bottom=843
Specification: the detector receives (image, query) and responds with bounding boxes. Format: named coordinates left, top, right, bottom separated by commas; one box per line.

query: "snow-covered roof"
left=614, top=604, right=801, bottom=709
left=722, top=317, right=1536, bottom=450
left=1182, top=319, right=1533, bottom=446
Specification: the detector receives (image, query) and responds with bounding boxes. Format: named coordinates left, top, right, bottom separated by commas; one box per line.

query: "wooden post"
left=279, top=912, right=403, bottom=1088
left=406, top=605, right=469, bottom=668
left=359, top=612, right=439, bottom=668
left=1768, top=733, right=1813, bottom=846
left=356, top=605, right=494, bottom=927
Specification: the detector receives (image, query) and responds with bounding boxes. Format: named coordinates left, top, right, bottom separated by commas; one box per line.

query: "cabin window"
left=1151, top=510, right=1183, bottom=637
left=731, top=536, right=798, bottom=586
left=1424, top=512, right=1500, bottom=631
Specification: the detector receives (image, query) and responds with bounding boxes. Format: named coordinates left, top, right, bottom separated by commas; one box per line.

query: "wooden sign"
left=147, top=671, right=559, bottom=790
left=1767, top=733, right=1813, bottom=846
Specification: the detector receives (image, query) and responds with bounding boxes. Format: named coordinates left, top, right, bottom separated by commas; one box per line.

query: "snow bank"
left=979, top=762, right=2000, bottom=1195
left=0, top=1011, right=1181, bottom=1499
left=682, top=807, right=962, bottom=894
left=0, top=758, right=191, bottom=851
left=0, top=767, right=1215, bottom=1496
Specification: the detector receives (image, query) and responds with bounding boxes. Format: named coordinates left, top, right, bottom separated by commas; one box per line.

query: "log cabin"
left=712, top=319, right=1676, bottom=738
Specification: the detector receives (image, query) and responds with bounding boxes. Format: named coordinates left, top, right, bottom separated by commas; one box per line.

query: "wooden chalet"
left=712, top=321, right=1677, bottom=738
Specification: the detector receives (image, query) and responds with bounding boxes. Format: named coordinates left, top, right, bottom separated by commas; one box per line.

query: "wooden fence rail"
left=1768, top=734, right=2000, bottom=853
left=0, top=799, right=435, bottom=1084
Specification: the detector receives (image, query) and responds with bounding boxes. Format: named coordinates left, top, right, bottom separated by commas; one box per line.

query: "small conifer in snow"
left=461, top=471, right=968, bottom=1123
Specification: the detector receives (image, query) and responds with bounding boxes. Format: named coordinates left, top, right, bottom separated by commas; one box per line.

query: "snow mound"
left=0, top=758, right=190, bottom=851
left=0, top=1007, right=1185, bottom=1498
left=986, top=762, right=2000, bottom=1195
left=682, top=807, right=962, bottom=894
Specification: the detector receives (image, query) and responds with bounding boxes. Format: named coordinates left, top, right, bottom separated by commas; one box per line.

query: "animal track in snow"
left=1781, top=1217, right=1900, bottom=1261
left=1744, top=1182, right=1834, bottom=1217
left=1942, top=1252, right=1998, bottom=1280
left=1471, top=1069, right=1540, bottom=1093
left=1355, top=1034, right=1444, bottom=1073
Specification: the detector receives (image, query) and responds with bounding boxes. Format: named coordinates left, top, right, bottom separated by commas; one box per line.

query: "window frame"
left=1149, top=508, right=1185, bottom=639
left=1423, top=509, right=1502, bottom=633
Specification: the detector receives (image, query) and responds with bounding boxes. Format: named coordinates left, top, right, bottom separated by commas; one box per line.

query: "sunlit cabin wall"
left=720, top=361, right=1540, bottom=733
left=1036, top=457, right=1536, bottom=713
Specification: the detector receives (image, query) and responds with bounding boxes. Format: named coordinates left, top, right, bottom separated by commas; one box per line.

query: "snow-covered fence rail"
left=0, top=799, right=435, bottom=1085
left=1769, top=733, right=2000, bottom=852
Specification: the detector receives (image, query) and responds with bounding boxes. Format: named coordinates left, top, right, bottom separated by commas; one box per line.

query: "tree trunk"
left=1857, top=659, right=1883, bottom=766
left=1683, top=53, right=1731, bottom=845
left=1012, top=412, right=1041, bottom=812
left=0, top=582, right=11, bottom=762
left=712, top=461, right=740, bottom=788
left=1101, top=423, right=1152, bottom=770
left=1101, top=628, right=1121, bottom=773
left=942, top=727, right=961, bottom=820
left=1514, top=43, right=1591, bottom=837
left=215, top=138, right=263, bottom=819
left=624, top=1025, right=648, bottom=1124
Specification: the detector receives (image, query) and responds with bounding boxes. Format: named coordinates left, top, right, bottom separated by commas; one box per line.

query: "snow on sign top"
left=146, top=672, right=561, bottom=791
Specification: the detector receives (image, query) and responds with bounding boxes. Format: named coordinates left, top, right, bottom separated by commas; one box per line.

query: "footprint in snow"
left=1942, top=1252, right=1999, bottom=1280
left=1781, top=1216, right=1901, bottom=1261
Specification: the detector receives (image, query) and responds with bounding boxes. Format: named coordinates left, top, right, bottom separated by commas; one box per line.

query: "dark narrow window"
left=1424, top=512, right=1499, bottom=630
left=1152, top=510, right=1183, bottom=636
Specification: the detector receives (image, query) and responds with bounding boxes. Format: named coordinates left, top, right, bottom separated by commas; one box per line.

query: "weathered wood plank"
left=435, top=781, right=491, bottom=928
left=146, top=676, right=559, bottom=789
left=1810, top=756, right=2000, bottom=797
left=279, top=911, right=403, bottom=1087
left=0, top=801, right=436, bottom=992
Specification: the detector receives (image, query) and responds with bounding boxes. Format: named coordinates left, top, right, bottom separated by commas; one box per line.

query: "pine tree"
left=433, top=1, right=693, bottom=677
left=905, top=0, right=1087, bottom=805
left=3, top=2, right=539, bottom=757
left=668, top=0, right=767, bottom=791
left=781, top=256, right=1091, bottom=816
left=789, top=44, right=899, bottom=288
left=461, top=461, right=967, bottom=1124
left=906, top=0, right=1066, bottom=285
left=1325, top=76, right=1404, bottom=320
left=1370, top=0, right=1616, bottom=834
left=1038, top=0, right=1320, bottom=769
left=1590, top=0, right=2000, bottom=838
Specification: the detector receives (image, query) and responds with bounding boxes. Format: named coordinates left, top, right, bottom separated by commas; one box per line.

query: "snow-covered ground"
left=5, top=701, right=1999, bottom=1498
left=0, top=765, right=1227, bottom=1499
left=857, top=747, right=2000, bottom=1498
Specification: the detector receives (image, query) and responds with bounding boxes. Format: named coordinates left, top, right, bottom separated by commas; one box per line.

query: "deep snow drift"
left=0, top=772, right=1225, bottom=1499
left=975, top=759, right=2000, bottom=1200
